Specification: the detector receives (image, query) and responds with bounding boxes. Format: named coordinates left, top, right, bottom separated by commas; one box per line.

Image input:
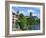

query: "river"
left=31, top=24, right=40, bottom=30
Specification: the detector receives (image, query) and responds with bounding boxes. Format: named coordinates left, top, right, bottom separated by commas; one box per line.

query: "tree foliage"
left=15, top=12, right=40, bottom=30
left=18, top=13, right=27, bottom=30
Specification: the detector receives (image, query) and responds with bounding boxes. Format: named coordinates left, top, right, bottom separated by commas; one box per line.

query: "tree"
left=18, top=13, right=27, bottom=30
left=27, top=12, right=33, bottom=25
left=26, top=12, right=36, bottom=30
left=30, top=12, right=32, bottom=17
left=17, top=10, right=19, bottom=14
left=19, top=13, right=24, bottom=18
left=36, top=19, right=40, bottom=24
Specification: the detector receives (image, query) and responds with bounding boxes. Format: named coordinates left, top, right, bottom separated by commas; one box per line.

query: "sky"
left=12, top=6, right=40, bottom=18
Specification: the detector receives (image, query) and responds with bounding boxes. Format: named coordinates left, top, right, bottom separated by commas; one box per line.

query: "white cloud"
left=32, top=14, right=40, bottom=18
left=12, top=9, right=16, bottom=13
left=12, top=9, right=24, bottom=15
left=32, top=13, right=36, bottom=16
left=28, top=9, right=40, bottom=18
left=28, top=9, right=35, bottom=13
left=19, top=10, right=24, bottom=13
left=19, top=10, right=24, bottom=14
left=28, top=9, right=35, bottom=16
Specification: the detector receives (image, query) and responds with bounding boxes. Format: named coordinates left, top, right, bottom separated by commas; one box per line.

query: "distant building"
left=32, top=16, right=38, bottom=20
left=12, top=12, right=18, bottom=28
left=25, top=16, right=38, bottom=20
left=12, top=12, right=20, bottom=31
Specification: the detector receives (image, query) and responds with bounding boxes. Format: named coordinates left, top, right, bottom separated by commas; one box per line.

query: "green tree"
left=17, top=10, right=19, bottom=14
left=18, top=13, right=27, bottom=30
left=26, top=12, right=33, bottom=30
left=27, top=12, right=32, bottom=25
left=30, top=12, right=32, bottom=17
left=36, top=19, right=40, bottom=24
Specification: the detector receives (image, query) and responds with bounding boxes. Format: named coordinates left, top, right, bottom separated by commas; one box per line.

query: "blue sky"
left=12, top=7, right=40, bottom=18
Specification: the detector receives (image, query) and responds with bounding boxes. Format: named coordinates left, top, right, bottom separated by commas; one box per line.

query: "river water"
left=31, top=24, right=40, bottom=30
